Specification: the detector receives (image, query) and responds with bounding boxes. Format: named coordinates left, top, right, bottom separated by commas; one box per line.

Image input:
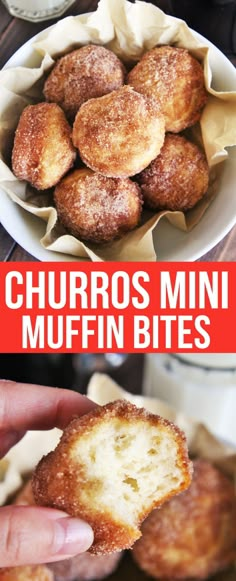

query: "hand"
left=0, top=380, right=95, bottom=567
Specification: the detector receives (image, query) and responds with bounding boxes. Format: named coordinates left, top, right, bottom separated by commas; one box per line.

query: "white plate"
left=1, top=22, right=236, bottom=262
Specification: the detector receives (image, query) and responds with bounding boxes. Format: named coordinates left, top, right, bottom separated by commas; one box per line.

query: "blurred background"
left=0, top=353, right=144, bottom=394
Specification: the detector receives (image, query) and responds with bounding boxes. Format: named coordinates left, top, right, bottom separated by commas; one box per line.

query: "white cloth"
left=143, top=354, right=236, bottom=446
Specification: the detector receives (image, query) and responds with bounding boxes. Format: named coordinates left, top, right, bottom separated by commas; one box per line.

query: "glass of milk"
left=1, top=0, right=76, bottom=21
left=143, top=353, right=236, bottom=446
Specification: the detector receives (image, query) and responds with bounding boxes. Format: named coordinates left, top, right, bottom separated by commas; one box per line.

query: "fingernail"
left=54, top=517, right=94, bottom=556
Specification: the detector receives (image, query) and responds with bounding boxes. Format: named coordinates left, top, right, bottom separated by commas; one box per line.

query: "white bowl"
left=1, top=21, right=236, bottom=262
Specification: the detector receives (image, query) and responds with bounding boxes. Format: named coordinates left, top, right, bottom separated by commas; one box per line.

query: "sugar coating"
left=133, top=459, right=236, bottom=580
left=32, top=400, right=192, bottom=555
left=44, top=44, right=126, bottom=120
left=138, top=133, right=209, bottom=211
left=128, top=46, right=207, bottom=133
left=54, top=168, right=142, bottom=243
left=72, top=86, right=165, bottom=178
left=12, top=102, right=76, bottom=190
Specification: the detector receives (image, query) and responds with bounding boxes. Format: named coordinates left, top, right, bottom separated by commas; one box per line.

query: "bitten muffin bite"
left=72, top=86, right=165, bottom=178
left=44, top=45, right=126, bottom=121
left=0, top=566, right=54, bottom=581
left=32, top=400, right=192, bottom=556
left=50, top=551, right=122, bottom=581
left=54, top=168, right=142, bottom=244
left=128, top=46, right=207, bottom=133
left=12, top=103, right=76, bottom=190
left=132, top=459, right=236, bottom=580
left=137, top=133, right=209, bottom=211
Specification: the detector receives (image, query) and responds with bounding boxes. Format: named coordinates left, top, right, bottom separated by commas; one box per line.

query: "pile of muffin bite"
left=12, top=43, right=209, bottom=245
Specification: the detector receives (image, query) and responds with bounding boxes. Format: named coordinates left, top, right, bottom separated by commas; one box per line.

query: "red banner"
left=0, top=262, right=234, bottom=352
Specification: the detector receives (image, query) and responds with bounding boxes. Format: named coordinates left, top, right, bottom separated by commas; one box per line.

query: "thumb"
left=0, top=506, right=94, bottom=567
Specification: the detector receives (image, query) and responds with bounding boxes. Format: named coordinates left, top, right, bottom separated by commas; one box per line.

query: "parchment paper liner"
left=87, top=372, right=236, bottom=578
left=0, top=0, right=236, bottom=261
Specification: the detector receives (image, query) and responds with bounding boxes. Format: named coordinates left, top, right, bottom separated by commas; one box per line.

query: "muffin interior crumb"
left=70, top=418, right=184, bottom=526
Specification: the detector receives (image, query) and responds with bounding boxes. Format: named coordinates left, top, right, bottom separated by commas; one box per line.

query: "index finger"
left=0, top=380, right=96, bottom=432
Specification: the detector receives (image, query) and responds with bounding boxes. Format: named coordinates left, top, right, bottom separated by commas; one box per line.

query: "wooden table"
left=0, top=0, right=236, bottom=262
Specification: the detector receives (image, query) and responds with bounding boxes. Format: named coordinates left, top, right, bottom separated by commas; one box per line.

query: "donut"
left=72, top=86, right=165, bottom=178
left=0, top=567, right=54, bottom=581
left=44, top=45, right=126, bottom=121
left=49, top=551, right=122, bottom=581
left=12, top=103, right=76, bottom=190
left=127, top=46, right=207, bottom=133
left=54, top=168, right=142, bottom=244
left=132, top=459, right=236, bottom=580
left=137, top=133, right=209, bottom=211
left=32, top=400, right=192, bottom=555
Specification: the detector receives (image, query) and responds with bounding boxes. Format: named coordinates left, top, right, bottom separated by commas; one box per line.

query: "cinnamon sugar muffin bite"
left=44, top=45, right=126, bottom=121
left=72, top=86, right=165, bottom=178
left=137, top=133, right=209, bottom=211
left=32, top=400, right=192, bottom=555
left=128, top=46, right=207, bottom=133
left=12, top=103, right=76, bottom=190
left=54, top=168, right=142, bottom=244
left=133, top=459, right=236, bottom=580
